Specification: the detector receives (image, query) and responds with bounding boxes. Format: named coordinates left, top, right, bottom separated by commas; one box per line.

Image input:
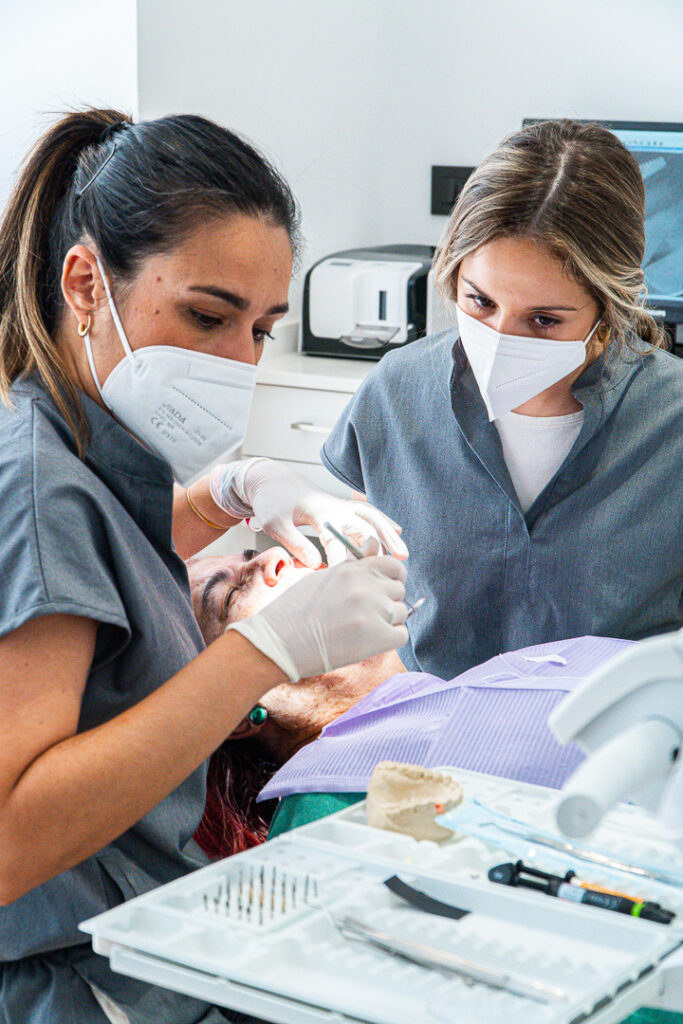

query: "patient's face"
left=187, top=548, right=400, bottom=761
left=188, top=547, right=314, bottom=645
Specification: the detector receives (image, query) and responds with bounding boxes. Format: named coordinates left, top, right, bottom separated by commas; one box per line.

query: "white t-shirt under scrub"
left=494, top=409, right=585, bottom=514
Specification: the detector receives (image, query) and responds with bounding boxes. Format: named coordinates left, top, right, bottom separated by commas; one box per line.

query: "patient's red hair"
left=194, top=739, right=278, bottom=859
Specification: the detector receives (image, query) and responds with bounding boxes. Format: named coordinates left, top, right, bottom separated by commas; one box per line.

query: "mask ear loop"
left=584, top=318, right=604, bottom=347
left=82, top=319, right=108, bottom=404
left=82, top=255, right=137, bottom=405
left=94, top=255, right=136, bottom=361
left=81, top=252, right=137, bottom=403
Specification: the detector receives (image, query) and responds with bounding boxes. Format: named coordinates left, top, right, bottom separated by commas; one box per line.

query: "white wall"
left=136, top=0, right=683, bottom=308
left=137, top=0, right=395, bottom=303
left=2, top=0, right=681, bottom=297
left=379, top=0, right=683, bottom=244
left=0, top=0, right=138, bottom=207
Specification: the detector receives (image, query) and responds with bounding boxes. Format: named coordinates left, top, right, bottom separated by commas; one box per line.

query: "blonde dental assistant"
left=0, top=110, right=409, bottom=1024
left=323, top=119, right=683, bottom=680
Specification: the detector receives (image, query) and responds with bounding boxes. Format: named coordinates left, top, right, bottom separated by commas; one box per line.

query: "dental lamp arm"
left=549, top=630, right=683, bottom=839
left=556, top=717, right=680, bottom=838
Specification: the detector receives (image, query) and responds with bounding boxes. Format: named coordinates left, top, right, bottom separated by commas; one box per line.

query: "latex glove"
left=226, top=548, right=409, bottom=682
left=210, top=457, right=409, bottom=567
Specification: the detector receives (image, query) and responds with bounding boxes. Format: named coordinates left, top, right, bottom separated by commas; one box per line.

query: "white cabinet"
left=242, top=385, right=352, bottom=469
left=243, top=352, right=374, bottom=498
left=200, top=348, right=374, bottom=556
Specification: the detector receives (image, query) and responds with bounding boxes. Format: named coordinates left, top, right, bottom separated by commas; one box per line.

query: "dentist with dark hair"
left=0, top=109, right=408, bottom=1024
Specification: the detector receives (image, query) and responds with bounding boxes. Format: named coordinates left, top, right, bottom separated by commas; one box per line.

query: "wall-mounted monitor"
left=523, top=119, right=683, bottom=326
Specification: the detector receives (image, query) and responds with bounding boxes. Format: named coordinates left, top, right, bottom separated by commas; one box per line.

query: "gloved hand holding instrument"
left=210, top=457, right=409, bottom=567
left=226, top=541, right=410, bottom=682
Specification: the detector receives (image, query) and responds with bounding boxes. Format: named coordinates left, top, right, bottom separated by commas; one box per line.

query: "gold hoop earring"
left=597, top=323, right=610, bottom=345
left=77, top=316, right=91, bottom=337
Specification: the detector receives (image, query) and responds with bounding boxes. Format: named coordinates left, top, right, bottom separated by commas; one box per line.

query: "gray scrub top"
left=0, top=378, right=232, bottom=1024
left=322, top=331, right=683, bottom=678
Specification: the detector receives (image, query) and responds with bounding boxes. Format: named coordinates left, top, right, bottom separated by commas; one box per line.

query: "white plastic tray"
left=81, top=769, right=683, bottom=1024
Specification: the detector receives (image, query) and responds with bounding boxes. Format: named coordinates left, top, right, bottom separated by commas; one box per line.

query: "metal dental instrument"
left=323, top=521, right=424, bottom=618
left=330, top=913, right=568, bottom=1004
left=323, top=522, right=374, bottom=561
left=200, top=866, right=312, bottom=926
left=477, top=820, right=682, bottom=887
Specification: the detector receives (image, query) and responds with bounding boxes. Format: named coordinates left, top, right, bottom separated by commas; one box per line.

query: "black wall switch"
left=431, top=165, right=475, bottom=216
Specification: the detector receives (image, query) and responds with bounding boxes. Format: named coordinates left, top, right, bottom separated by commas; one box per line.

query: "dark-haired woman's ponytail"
left=0, top=108, right=130, bottom=450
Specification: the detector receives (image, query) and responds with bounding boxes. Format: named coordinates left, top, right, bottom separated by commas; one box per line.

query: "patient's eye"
left=222, top=553, right=258, bottom=616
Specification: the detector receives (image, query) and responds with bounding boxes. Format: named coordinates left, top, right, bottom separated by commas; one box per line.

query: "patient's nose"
left=248, top=547, right=293, bottom=586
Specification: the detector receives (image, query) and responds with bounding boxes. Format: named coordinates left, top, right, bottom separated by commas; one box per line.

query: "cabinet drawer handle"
left=290, top=420, right=332, bottom=436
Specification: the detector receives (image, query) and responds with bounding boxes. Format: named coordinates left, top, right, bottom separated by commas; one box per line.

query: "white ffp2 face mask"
left=83, top=257, right=258, bottom=487
left=456, top=305, right=601, bottom=421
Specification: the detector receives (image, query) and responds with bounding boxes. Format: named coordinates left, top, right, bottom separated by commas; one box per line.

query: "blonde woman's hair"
left=433, top=119, right=668, bottom=353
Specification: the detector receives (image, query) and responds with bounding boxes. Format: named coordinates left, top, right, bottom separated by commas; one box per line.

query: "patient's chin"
left=258, top=673, right=354, bottom=752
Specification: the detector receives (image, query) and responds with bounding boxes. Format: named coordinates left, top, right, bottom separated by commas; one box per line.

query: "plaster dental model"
left=366, top=761, right=463, bottom=841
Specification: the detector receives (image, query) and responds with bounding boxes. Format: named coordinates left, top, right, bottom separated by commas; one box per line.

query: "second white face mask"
left=84, top=256, right=258, bottom=487
left=456, top=306, right=600, bottom=421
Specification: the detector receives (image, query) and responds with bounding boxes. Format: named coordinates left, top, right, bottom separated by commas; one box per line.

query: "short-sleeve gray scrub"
left=322, top=332, right=683, bottom=679
left=0, top=378, right=237, bottom=1024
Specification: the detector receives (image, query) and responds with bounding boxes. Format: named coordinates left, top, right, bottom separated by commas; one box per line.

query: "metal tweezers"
left=329, top=912, right=568, bottom=1004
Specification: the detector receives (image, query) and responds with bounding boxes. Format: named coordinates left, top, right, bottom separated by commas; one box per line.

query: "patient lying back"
left=186, top=548, right=404, bottom=856
left=187, top=547, right=405, bottom=761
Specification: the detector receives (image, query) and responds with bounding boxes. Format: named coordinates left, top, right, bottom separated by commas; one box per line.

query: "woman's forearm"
left=172, top=477, right=242, bottom=560
left=0, top=630, right=283, bottom=903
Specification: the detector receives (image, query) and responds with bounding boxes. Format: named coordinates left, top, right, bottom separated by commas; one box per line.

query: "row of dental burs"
left=201, top=865, right=319, bottom=926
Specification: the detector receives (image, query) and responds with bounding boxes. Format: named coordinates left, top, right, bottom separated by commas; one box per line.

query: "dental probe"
left=330, top=913, right=567, bottom=1004
left=323, top=522, right=424, bottom=619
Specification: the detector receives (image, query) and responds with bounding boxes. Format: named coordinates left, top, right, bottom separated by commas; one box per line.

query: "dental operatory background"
left=3, top=0, right=681, bottom=564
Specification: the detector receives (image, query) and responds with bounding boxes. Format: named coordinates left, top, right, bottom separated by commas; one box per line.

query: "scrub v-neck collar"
left=448, top=335, right=646, bottom=528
